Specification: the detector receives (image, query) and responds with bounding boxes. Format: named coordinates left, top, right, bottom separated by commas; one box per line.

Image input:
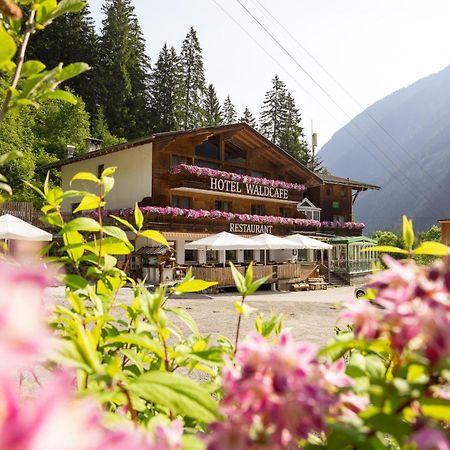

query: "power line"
left=231, top=0, right=448, bottom=218
left=251, top=0, right=450, bottom=199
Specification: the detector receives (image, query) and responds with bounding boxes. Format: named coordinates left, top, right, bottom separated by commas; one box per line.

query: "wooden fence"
left=191, top=262, right=321, bottom=288
left=0, top=202, right=39, bottom=224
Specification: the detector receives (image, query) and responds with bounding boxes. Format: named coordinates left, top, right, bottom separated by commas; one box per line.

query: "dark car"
left=354, top=285, right=368, bottom=298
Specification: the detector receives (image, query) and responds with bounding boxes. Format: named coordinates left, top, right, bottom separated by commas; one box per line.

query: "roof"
left=330, top=236, right=377, bottom=245
left=317, top=173, right=380, bottom=191
left=135, top=246, right=171, bottom=256
left=438, top=219, right=450, bottom=223
left=40, top=123, right=323, bottom=185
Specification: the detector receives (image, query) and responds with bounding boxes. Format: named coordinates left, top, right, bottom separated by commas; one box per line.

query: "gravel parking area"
left=48, top=285, right=355, bottom=346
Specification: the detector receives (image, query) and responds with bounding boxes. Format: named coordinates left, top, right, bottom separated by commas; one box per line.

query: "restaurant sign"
left=210, top=177, right=288, bottom=200
left=230, top=223, right=273, bottom=234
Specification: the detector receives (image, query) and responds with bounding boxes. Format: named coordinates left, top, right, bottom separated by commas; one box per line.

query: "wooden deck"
left=191, top=262, right=321, bottom=288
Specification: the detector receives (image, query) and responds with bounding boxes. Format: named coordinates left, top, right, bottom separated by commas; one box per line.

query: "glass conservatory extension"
left=330, top=236, right=378, bottom=274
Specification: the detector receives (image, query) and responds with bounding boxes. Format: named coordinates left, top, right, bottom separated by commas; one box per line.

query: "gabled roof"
left=40, top=123, right=323, bottom=186
left=317, top=173, right=380, bottom=191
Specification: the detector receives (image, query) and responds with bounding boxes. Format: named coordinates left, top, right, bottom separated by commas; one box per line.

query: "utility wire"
left=251, top=0, right=450, bottom=197
left=231, top=0, right=448, bottom=218
left=212, top=0, right=444, bottom=220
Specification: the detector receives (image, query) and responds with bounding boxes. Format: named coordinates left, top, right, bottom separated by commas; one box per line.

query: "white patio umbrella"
left=0, top=214, right=52, bottom=242
left=247, top=233, right=299, bottom=265
left=185, top=231, right=256, bottom=267
left=285, top=234, right=332, bottom=268
left=285, top=234, right=332, bottom=250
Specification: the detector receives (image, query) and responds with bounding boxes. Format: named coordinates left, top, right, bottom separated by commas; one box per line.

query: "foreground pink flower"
left=410, top=427, right=450, bottom=450
left=0, top=370, right=182, bottom=450
left=0, top=262, right=56, bottom=369
left=206, top=333, right=359, bottom=450
left=340, top=256, right=450, bottom=364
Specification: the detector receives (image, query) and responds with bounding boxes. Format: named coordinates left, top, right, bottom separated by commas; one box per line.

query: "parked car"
left=354, top=285, right=368, bottom=298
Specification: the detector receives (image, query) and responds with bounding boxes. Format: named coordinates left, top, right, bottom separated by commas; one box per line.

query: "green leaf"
left=234, top=300, right=256, bottom=318
left=138, top=230, right=169, bottom=247
left=366, top=245, right=409, bottom=255
left=105, top=334, right=165, bottom=358
left=166, top=307, right=200, bottom=335
left=110, top=215, right=137, bottom=234
left=247, top=275, right=270, bottom=296
left=101, top=166, right=116, bottom=177
left=63, top=217, right=102, bottom=233
left=46, top=186, right=64, bottom=206
left=402, top=215, right=414, bottom=249
left=103, top=226, right=130, bottom=244
left=102, top=176, right=114, bottom=194
left=419, top=397, right=450, bottom=421
left=364, top=412, right=411, bottom=444
left=134, top=203, right=143, bottom=230
left=41, top=89, right=77, bottom=104
left=57, top=62, right=90, bottom=82
left=0, top=150, right=22, bottom=166
left=85, top=237, right=131, bottom=256
left=64, top=274, right=89, bottom=290
left=181, top=434, right=206, bottom=450
left=21, top=60, right=46, bottom=78
left=244, top=261, right=253, bottom=288
left=229, top=262, right=246, bottom=295
left=174, top=279, right=218, bottom=294
left=129, top=371, right=218, bottom=422
left=71, top=172, right=100, bottom=184
left=0, top=23, right=17, bottom=69
left=62, top=230, right=84, bottom=263
left=364, top=354, right=386, bottom=381
left=413, top=241, right=450, bottom=256
left=73, top=194, right=101, bottom=213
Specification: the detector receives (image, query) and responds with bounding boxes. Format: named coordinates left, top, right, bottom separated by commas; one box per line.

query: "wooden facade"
left=439, top=220, right=450, bottom=246
left=45, top=123, right=380, bottom=286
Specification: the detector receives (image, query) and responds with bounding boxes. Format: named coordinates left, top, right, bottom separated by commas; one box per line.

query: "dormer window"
left=297, top=198, right=321, bottom=221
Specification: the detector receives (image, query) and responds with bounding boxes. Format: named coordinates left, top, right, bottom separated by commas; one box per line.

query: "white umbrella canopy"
left=285, top=234, right=332, bottom=250
left=247, top=233, right=299, bottom=250
left=185, top=231, right=255, bottom=250
left=0, top=214, right=52, bottom=242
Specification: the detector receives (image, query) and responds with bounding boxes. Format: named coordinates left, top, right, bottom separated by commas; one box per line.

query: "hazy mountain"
left=318, top=65, right=450, bottom=233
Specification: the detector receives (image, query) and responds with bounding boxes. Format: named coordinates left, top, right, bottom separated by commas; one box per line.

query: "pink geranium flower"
left=0, top=262, right=57, bottom=370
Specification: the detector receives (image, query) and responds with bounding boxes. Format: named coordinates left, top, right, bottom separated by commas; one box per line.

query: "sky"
left=89, top=0, right=450, bottom=150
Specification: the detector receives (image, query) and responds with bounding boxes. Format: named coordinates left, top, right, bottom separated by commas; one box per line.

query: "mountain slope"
left=318, top=65, right=450, bottom=233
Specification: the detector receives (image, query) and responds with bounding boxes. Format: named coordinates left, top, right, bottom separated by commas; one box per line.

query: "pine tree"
left=203, top=84, right=222, bottom=126
left=149, top=44, right=183, bottom=132
left=279, top=92, right=309, bottom=162
left=259, top=75, right=288, bottom=145
left=222, top=95, right=237, bottom=124
left=91, top=108, right=126, bottom=148
left=240, top=106, right=257, bottom=128
left=27, top=4, right=101, bottom=118
left=99, top=0, right=151, bottom=139
left=179, top=27, right=206, bottom=129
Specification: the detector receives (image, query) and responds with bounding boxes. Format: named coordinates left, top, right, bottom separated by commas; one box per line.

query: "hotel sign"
left=230, top=223, right=273, bottom=234
left=210, top=177, right=289, bottom=200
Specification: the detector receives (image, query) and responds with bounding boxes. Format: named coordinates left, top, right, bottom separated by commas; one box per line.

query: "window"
left=185, top=249, right=197, bottom=263
left=251, top=204, right=265, bottom=215
left=297, top=198, right=321, bottom=221
left=214, top=200, right=232, bottom=212
left=326, top=187, right=332, bottom=196
left=206, top=250, right=218, bottom=263
left=280, top=207, right=292, bottom=218
left=332, top=201, right=340, bottom=209
left=195, top=136, right=220, bottom=160
left=340, top=189, right=346, bottom=198
left=171, top=154, right=191, bottom=168
left=244, top=250, right=254, bottom=261
left=250, top=170, right=269, bottom=179
left=97, top=164, right=104, bottom=179
left=224, top=165, right=246, bottom=175
left=224, top=141, right=246, bottom=165
left=171, top=196, right=191, bottom=209
left=195, top=159, right=221, bottom=169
